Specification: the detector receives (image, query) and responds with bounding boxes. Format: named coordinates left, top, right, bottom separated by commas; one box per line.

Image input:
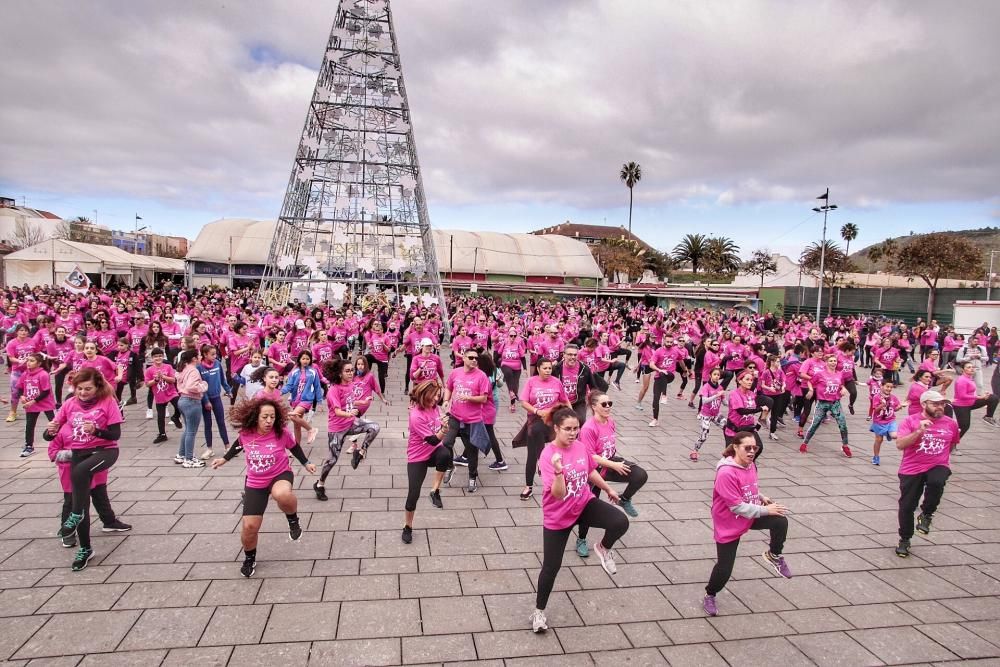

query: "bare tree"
left=10, top=219, right=47, bottom=249
left=53, top=220, right=73, bottom=240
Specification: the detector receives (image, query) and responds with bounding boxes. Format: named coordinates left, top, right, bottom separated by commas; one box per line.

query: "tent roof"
left=4, top=239, right=184, bottom=272
left=185, top=219, right=602, bottom=279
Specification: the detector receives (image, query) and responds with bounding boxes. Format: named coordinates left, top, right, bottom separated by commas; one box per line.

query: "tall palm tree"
left=672, top=233, right=708, bottom=274
left=840, top=222, right=859, bottom=257
left=619, top=161, right=642, bottom=235
left=704, top=236, right=742, bottom=274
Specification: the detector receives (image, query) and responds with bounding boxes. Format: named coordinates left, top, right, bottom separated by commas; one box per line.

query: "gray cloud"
left=1, top=0, right=997, bottom=218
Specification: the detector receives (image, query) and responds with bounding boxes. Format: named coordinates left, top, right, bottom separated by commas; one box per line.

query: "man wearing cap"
left=893, top=389, right=960, bottom=558
left=125, top=312, right=150, bottom=405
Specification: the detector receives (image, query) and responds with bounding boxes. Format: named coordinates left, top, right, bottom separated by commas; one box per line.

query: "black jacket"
left=552, top=361, right=608, bottom=406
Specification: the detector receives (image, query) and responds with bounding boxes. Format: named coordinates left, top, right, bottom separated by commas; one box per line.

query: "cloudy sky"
left=1, top=0, right=997, bottom=259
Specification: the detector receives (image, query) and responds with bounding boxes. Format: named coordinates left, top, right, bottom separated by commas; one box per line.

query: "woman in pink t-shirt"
left=515, top=359, right=570, bottom=501
left=952, top=361, right=999, bottom=436
left=530, top=407, right=629, bottom=634
left=800, top=353, right=851, bottom=456
left=703, top=431, right=790, bottom=617
left=210, top=397, right=316, bottom=578
left=401, top=380, right=453, bottom=542
left=13, top=353, right=56, bottom=458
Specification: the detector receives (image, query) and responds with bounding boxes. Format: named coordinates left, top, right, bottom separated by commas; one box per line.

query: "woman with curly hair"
left=211, top=397, right=316, bottom=578
left=401, top=380, right=453, bottom=544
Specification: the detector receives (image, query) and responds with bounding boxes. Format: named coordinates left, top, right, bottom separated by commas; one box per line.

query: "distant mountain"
left=849, top=227, right=1000, bottom=273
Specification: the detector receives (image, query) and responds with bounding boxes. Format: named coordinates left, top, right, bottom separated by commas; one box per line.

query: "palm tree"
left=672, top=233, right=708, bottom=274
left=704, top=236, right=742, bottom=274
left=840, top=223, right=859, bottom=257
left=619, top=161, right=642, bottom=235
left=867, top=245, right=883, bottom=272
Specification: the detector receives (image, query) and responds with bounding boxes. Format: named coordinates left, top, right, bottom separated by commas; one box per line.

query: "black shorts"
left=243, top=470, right=294, bottom=516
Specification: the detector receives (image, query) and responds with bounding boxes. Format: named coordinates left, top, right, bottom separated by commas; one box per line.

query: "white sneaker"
left=648, top=419, right=657, bottom=427
left=768, top=432, right=779, bottom=441
left=173, top=455, right=185, bottom=464
left=530, top=608, right=548, bottom=633
left=594, top=542, right=618, bottom=575
left=200, top=449, right=214, bottom=460
left=183, top=458, right=205, bottom=468
left=145, top=408, right=153, bottom=420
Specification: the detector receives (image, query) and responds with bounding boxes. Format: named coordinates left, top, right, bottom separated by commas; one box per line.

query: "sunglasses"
left=559, top=426, right=580, bottom=433
left=741, top=445, right=758, bottom=452
left=599, top=401, right=614, bottom=408
left=465, top=356, right=478, bottom=361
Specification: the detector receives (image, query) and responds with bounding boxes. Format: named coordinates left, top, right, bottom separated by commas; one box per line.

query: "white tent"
left=3, top=239, right=184, bottom=288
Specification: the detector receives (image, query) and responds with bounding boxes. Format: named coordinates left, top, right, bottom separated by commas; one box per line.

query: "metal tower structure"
left=259, top=0, right=447, bottom=318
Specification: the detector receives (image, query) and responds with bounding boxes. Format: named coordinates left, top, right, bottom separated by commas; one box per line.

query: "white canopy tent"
left=3, top=239, right=184, bottom=288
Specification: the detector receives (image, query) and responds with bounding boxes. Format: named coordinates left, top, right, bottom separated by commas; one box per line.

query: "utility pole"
left=988, top=250, right=998, bottom=301
left=811, top=189, right=838, bottom=321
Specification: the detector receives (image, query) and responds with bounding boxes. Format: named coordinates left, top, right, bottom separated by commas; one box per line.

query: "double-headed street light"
left=811, top=188, right=838, bottom=322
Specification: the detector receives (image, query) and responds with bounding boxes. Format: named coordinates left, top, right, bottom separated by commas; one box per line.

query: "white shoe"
left=660, top=397, right=667, bottom=405
left=594, top=541, right=618, bottom=575
left=307, top=428, right=319, bottom=444
left=183, top=458, right=205, bottom=468
left=648, top=419, right=657, bottom=427
left=173, top=455, right=185, bottom=464
left=530, top=608, right=548, bottom=633
left=200, top=449, right=214, bottom=460
left=145, top=408, right=153, bottom=420
left=768, top=432, right=779, bottom=441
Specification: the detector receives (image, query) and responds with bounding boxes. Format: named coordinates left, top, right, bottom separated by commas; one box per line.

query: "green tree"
left=703, top=236, right=742, bottom=275
left=799, top=240, right=855, bottom=315
left=592, top=238, right=644, bottom=283
left=672, top=233, right=708, bottom=274
left=840, top=222, right=859, bottom=257
left=619, top=161, right=642, bottom=235
left=742, top=249, right=779, bottom=286
left=892, top=233, right=983, bottom=320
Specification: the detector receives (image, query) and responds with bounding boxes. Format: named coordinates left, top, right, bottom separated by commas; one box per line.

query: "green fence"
left=781, top=286, right=989, bottom=325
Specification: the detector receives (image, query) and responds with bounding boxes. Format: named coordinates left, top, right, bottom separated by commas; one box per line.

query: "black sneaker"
left=241, top=555, right=256, bottom=578
left=443, top=467, right=454, bottom=486
left=61, top=534, right=77, bottom=548
left=59, top=512, right=84, bottom=538
left=313, top=481, right=328, bottom=501
left=453, top=456, right=469, bottom=467
left=916, top=513, right=932, bottom=535
left=125, top=397, right=138, bottom=406
left=488, top=460, right=508, bottom=471
left=351, top=449, right=363, bottom=470
left=401, top=525, right=413, bottom=544
left=895, top=539, right=911, bottom=558
left=72, top=547, right=94, bottom=571
left=19, top=446, right=34, bottom=458
left=467, top=477, right=479, bottom=493
left=101, top=520, right=132, bottom=532
left=429, top=489, right=443, bottom=509
left=288, top=520, right=302, bottom=541
left=153, top=434, right=168, bottom=444
left=849, top=404, right=856, bottom=415
left=171, top=417, right=183, bottom=430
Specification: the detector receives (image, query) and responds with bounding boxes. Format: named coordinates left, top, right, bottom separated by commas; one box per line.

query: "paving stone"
left=77, top=649, right=167, bottom=666
left=101, top=534, right=192, bottom=565
left=776, top=607, right=854, bottom=633
left=483, top=592, right=583, bottom=631
left=255, top=576, right=323, bottom=604
left=765, top=575, right=849, bottom=608
left=399, top=571, right=460, bottom=598
left=555, top=624, right=631, bottom=653
left=0, top=588, right=58, bottom=617
left=658, top=643, right=728, bottom=666
left=106, top=563, right=192, bottom=583
left=403, top=633, right=476, bottom=664
left=474, top=629, right=563, bottom=660
left=113, top=580, right=209, bottom=609
left=458, top=568, right=533, bottom=595
left=161, top=646, right=232, bottom=666
left=620, top=621, right=672, bottom=648
left=570, top=585, right=678, bottom=624
left=726, top=579, right=796, bottom=612
left=322, top=574, right=398, bottom=601
left=38, top=583, right=129, bottom=613
left=918, top=622, right=1000, bottom=659
left=0, top=616, right=48, bottom=660
left=337, top=599, right=421, bottom=639
left=788, top=631, right=883, bottom=667
left=261, top=603, right=340, bottom=643
left=813, top=570, right=912, bottom=604
left=198, top=578, right=262, bottom=606
left=712, top=636, right=814, bottom=666
left=15, top=610, right=141, bottom=659
left=229, top=642, right=310, bottom=666
left=940, top=596, right=1000, bottom=620
left=199, top=605, right=271, bottom=646
left=309, top=638, right=401, bottom=666
left=118, top=606, right=214, bottom=651
left=852, top=625, right=959, bottom=664
left=873, top=568, right=969, bottom=601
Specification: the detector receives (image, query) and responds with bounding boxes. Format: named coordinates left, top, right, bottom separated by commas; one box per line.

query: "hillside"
left=850, top=226, right=1000, bottom=273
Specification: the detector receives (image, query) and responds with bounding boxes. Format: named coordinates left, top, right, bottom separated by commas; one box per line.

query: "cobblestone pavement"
left=1, top=358, right=999, bottom=666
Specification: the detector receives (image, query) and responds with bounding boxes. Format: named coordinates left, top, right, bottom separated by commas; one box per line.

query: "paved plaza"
left=0, top=358, right=999, bottom=666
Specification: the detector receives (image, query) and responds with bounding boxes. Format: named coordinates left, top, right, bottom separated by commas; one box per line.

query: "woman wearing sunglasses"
left=574, top=392, right=647, bottom=557
left=703, top=431, right=791, bottom=617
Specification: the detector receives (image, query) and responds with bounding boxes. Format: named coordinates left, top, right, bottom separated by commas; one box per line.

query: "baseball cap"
left=295, top=319, right=305, bottom=330
left=920, top=390, right=946, bottom=403
left=419, top=337, right=433, bottom=347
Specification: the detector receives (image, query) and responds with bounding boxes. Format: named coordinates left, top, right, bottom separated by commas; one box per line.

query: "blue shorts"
left=869, top=421, right=897, bottom=439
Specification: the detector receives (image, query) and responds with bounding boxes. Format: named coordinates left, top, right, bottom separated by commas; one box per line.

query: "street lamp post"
left=988, top=250, right=999, bottom=301
left=811, top=189, right=838, bottom=322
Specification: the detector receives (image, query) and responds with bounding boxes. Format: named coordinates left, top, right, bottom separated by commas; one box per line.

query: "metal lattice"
left=259, top=0, right=446, bottom=317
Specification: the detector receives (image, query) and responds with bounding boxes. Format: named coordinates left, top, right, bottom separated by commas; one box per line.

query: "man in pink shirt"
left=441, top=350, right=491, bottom=493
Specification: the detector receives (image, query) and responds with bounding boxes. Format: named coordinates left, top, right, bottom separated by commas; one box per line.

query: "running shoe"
left=619, top=498, right=638, bottom=518
left=689, top=451, right=699, bottom=462
left=488, top=460, right=508, bottom=471
left=687, top=401, right=696, bottom=409
left=61, top=534, right=77, bottom=548
left=125, top=397, right=137, bottom=406
left=520, top=487, right=533, bottom=501
left=401, top=525, right=412, bottom=544
left=866, top=416, right=872, bottom=422
left=703, top=594, right=718, bottom=617
left=916, top=513, right=932, bottom=535
left=842, top=445, right=853, bottom=458
left=5, top=413, right=16, bottom=423
left=442, top=467, right=454, bottom=486
left=636, top=403, right=644, bottom=411
left=19, top=446, right=34, bottom=458
left=762, top=551, right=792, bottom=578
left=59, top=512, right=84, bottom=538
left=676, top=392, right=684, bottom=399
left=659, top=397, right=667, bottom=405
left=848, top=404, right=855, bottom=415
left=983, top=416, right=998, bottom=427
left=241, top=554, right=256, bottom=577
left=145, top=408, right=153, bottom=419
left=895, top=539, right=910, bottom=558
left=613, top=381, right=622, bottom=391
left=429, top=489, right=443, bottom=509
left=101, top=520, right=132, bottom=532
left=768, top=432, right=779, bottom=441
left=313, top=481, right=328, bottom=501
left=153, top=434, right=168, bottom=444
left=351, top=449, right=363, bottom=470
left=71, top=547, right=94, bottom=572
left=288, top=519, right=302, bottom=541
left=799, top=443, right=808, bottom=453
left=171, top=416, right=183, bottom=430
left=530, top=609, right=548, bottom=633
left=199, top=448, right=214, bottom=460
left=648, top=419, right=658, bottom=427
left=453, top=456, right=469, bottom=467
left=173, top=455, right=185, bottom=464
left=594, top=542, right=617, bottom=575
left=576, top=538, right=589, bottom=557
left=467, top=478, right=479, bottom=493
left=872, top=455, right=880, bottom=466
left=183, top=458, right=205, bottom=468
left=307, top=427, right=319, bottom=444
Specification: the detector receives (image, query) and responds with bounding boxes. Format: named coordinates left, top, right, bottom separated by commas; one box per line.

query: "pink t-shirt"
left=872, top=393, right=901, bottom=424
left=712, top=458, right=762, bottom=543
left=6, top=338, right=38, bottom=373
left=410, top=353, right=444, bottom=383
left=698, top=382, right=725, bottom=418
left=48, top=433, right=108, bottom=493
left=240, top=427, right=295, bottom=489
left=498, top=338, right=526, bottom=370
left=349, top=372, right=379, bottom=417
left=580, top=416, right=617, bottom=461
left=812, top=369, right=844, bottom=402
left=326, top=383, right=357, bottom=433
left=519, top=375, right=569, bottom=411
left=80, top=355, right=117, bottom=384
left=906, top=382, right=929, bottom=415
left=54, top=396, right=124, bottom=450
left=558, top=362, right=583, bottom=404
left=725, top=388, right=758, bottom=435
left=446, top=368, right=490, bottom=423
left=407, top=405, right=443, bottom=463
left=539, top=439, right=597, bottom=530
left=952, top=375, right=978, bottom=407
left=144, top=364, right=179, bottom=404
left=897, top=414, right=959, bottom=475
left=16, top=368, right=56, bottom=412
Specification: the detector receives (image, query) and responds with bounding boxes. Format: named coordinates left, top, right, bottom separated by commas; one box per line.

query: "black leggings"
left=798, top=395, right=816, bottom=428
left=524, top=418, right=553, bottom=486
left=898, top=465, right=950, bottom=539
left=404, top=354, right=413, bottom=391
left=155, top=398, right=181, bottom=435
left=25, top=410, right=55, bottom=448
left=536, top=497, right=629, bottom=609
left=706, top=515, right=787, bottom=596
left=768, top=393, right=790, bottom=434
left=652, top=373, right=675, bottom=419
left=578, top=459, right=648, bottom=539
left=366, top=356, right=389, bottom=393
left=954, top=398, right=999, bottom=437
left=484, top=423, right=503, bottom=462
left=53, top=369, right=68, bottom=406
left=70, top=448, right=119, bottom=521
left=500, top=366, right=521, bottom=404
left=62, top=485, right=116, bottom=550
left=844, top=380, right=858, bottom=410
left=405, top=446, right=453, bottom=511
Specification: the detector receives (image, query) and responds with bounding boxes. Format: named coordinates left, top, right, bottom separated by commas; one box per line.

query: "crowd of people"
left=1, top=283, right=995, bottom=628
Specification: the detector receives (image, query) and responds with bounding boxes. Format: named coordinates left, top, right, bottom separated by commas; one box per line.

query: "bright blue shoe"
left=872, top=455, right=880, bottom=466
left=619, top=498, right=638, bottom=518
left=576, top=538, right=589, bottom=558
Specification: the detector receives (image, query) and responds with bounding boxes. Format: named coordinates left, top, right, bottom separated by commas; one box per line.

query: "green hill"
left=850, top=226, right=1000, bottom=273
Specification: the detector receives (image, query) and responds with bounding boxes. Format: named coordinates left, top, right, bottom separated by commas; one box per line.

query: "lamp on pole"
left=811, top=188, right=838, bottom=321
left=988, top=250, right=999, bottom=301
